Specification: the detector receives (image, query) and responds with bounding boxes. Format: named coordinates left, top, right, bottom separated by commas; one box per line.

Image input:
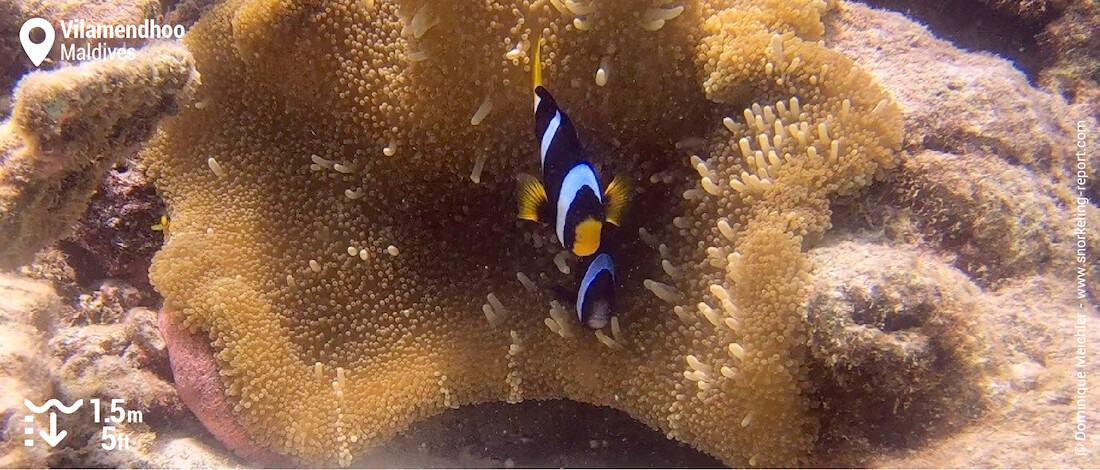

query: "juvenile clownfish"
left=576, top=252, right=617, bottom=329
left=554, top=252, right=617, bottom=330
left=518, top=39, right=630, bottom=257
left=151, top=215, right=170, bottom=233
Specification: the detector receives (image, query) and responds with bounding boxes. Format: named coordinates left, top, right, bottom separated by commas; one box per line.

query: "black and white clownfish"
left=552, top=252, right=617, bottom=329
left=576, top=252, right=617, bottom=329
left=517, top=39, right=630, bottom=257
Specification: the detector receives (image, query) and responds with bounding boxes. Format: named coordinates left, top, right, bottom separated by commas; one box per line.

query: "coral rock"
left=806, top=241, right=990, bottom=451
left=828, top=3, right=1100, bottom=299
left=0, top=0, right=26, bottom=117
left=856, top=274, right=1098, bottom=467
left=48, top=306, right=181, bottom=423
left=863, top=149, right=1100, bottom=292
left=69, top=279, right=148, bottom=325
left=1040, top=0, right=1100, bottom=102
left=826, top=3, right=1098, bottom=195
left=0, top=274, right=59, bottom=468
left=0, top=42, right=198, bottom=269
left=67, top=159, right=165, bottom=284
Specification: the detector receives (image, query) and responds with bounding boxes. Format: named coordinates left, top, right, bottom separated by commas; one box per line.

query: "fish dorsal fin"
left=517, top=173, right=550, bottom=222
left=603, top=174, right=631, bottom=226
left=533, top=37, right=545, bottom=90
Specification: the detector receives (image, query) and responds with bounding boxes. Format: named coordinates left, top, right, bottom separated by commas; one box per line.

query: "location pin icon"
left=20, top=18, right=54, bottom=67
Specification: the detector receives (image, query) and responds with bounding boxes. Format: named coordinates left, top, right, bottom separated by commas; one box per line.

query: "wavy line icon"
left=24, top=398, right=83, bottom=414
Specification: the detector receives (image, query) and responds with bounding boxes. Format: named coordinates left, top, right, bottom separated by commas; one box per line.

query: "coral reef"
left=872, top=150, right=1097, bottom=292
left=825, top=3, right=1100, bottom=298
left=0, top=0, right=1083, bottom=466
left=1, top=0, right=188, bottom=117
left=0, top=270, right=190, bottom=468
left=19, top=247, right=82, bottom=298
left=864, top=273, right=1099, bottom=468
left=45, top=303, right=183, bottom=468
left=20, top=0, right=161, bottom=28
left=49, top=305, right=179, bottom=424
left=830, top=1, right=1099, bottom=191
left=1040, top=0, right=1100, bottom=103
left=0, top=0, right=26, bottom=118
left=805, top=242, right=990, bottom=451
left=862, top=0, right=1100, bottom=105
left=67, top=157, right=165, bottom=285
left=981, top=0, right=1060, bottom=19
left=0, top=274, right=59, bottom=468
left=142, top=0, right=907, bottom=465
left=0, top=42, right=198, bottom=270
left=810, top=4, right=1100, bottom=466
left=162, top=0, right=222, bottom=31
left=806, top=241, right=1100, bottom=468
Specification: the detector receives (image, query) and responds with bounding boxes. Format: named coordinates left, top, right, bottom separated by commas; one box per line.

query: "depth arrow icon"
left=39, top=412, right=66, bottom=447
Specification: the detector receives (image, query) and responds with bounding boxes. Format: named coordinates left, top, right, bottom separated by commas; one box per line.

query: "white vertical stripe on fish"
left=556, top=164, right=601, bottom=245
left=540, top=111, right=561, bottom=167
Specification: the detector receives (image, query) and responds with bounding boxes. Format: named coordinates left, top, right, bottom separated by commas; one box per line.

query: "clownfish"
left=576, top=252, right=617, bottom=329
left=554, top=252, right=617, bottom=329
left=517, top=39, right=630, bottom=257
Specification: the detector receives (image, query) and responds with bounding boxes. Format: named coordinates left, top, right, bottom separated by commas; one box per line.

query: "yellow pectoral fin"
left=572, top=219, right=602, bottom=257
left=603, top=174, right=632, bottom=226
left=517, top=174, right=548, bottom=222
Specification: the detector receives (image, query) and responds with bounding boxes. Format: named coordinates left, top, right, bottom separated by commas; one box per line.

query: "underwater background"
left=0, top=0, right=1098, bottom=467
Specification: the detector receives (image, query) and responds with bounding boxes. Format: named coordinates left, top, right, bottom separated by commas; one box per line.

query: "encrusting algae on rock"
left=141, top=0, right=902, bottom=466
left=0, top=43, right=198, bottom=270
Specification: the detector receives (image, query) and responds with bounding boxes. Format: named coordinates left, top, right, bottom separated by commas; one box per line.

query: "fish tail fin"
left=603, top=174, right=632, bottom=227
left=517, top=173, right=550, bottom=222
